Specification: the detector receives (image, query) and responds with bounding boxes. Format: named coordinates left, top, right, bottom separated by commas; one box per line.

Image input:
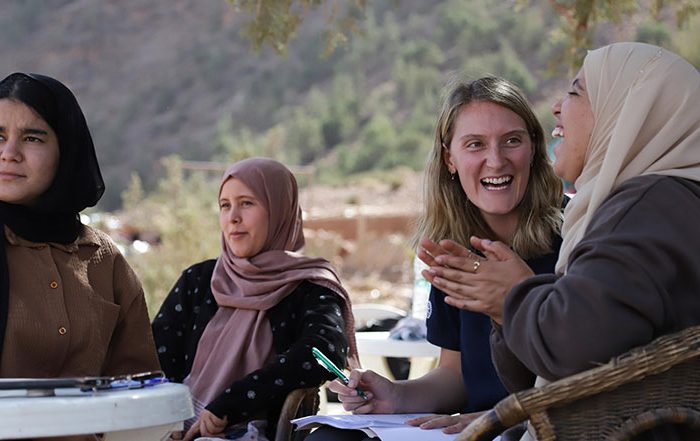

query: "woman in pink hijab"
left=152, top=157, right=358, bottom=440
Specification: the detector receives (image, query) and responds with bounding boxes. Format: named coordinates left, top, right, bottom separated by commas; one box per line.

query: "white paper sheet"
left=292, top=413, right=459, bottom=441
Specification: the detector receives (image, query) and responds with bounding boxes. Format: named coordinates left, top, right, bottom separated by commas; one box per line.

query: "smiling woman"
left=550, top=73, right=594, bottom=185
left=413, top=76, right=564, bottom=425
left=419, top=76, right=564, bottom=260
left=440, top=43, right=700, bottom=441
left=151, top=157, right=359, bottom=441
left=218, top=177, right=269, bottom=258
left=307, top=77, right=565, bottom=441
left=442, top=100, right=534, bottom=242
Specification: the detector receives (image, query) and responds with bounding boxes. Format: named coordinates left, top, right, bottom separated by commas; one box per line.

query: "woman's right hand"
left=326, top=369, right=399, bottom=414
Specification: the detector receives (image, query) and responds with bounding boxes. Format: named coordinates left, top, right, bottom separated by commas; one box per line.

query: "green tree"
left=462, top=41, right=538, bottom=95
left=672, top=13, right=700, bottom=68
left=323, top=75, right=362, bottom=148
left=636, top=19, right=672, bottom=46
left=230, top=0, right=699, bottom=71
left=285, top=107, right=325, bottom=164
left=228, top=0, right=367, bottom=55
left=533, top=0, right=700, bottom=72
left=121, top=156, right=221, bottom=316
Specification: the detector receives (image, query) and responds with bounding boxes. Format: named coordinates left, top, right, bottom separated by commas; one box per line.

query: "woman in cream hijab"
left=424, top=43, right=700, bottom=439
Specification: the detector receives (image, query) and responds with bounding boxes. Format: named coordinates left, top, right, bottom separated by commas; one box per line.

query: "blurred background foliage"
left=1, top=0, right=698, bottom=313
left=4, top=0, right=697, bottom=209
left=118, top=157, right=222, bottom=315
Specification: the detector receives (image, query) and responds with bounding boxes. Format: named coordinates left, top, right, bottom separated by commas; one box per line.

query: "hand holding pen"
left=311, top=347, right=368, bottom=400
left=314, top=347, right=403, bottom=414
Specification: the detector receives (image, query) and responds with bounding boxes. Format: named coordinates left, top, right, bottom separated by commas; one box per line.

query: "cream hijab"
left=556, top=42, right=700, bottom=274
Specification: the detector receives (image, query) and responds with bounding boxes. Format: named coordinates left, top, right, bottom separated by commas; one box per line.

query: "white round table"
left=0, top=382, right=193, bottom=440
left=355, top=331, right=440, bottom=379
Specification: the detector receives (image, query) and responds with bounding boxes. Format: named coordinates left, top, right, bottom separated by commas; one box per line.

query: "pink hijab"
left=185, top=157, right=358, bottom=417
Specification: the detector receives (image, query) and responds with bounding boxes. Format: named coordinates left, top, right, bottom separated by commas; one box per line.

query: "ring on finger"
left=473, top=260, right=480, bottom=272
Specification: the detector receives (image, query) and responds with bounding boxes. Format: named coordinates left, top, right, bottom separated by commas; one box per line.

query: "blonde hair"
left=412, top=76, right=563, bottom=259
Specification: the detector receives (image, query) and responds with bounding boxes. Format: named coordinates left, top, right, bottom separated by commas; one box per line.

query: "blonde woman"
left=310, top=77, right=564, bottom=440
left=438, top=43, right=700, bottom=441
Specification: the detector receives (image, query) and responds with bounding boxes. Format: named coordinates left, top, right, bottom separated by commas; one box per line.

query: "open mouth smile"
left=481, top=175, right=513, bottom=190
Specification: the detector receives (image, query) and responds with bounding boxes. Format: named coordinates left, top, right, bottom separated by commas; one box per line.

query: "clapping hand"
left=418, top=236, right=533, bottom=324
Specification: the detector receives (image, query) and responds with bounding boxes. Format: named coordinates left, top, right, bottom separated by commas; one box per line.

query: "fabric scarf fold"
left=556, top=43, right=700, bottom=274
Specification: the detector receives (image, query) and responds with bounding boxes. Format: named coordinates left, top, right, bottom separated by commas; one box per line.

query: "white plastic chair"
left=351, top=303, right=407, bottom=330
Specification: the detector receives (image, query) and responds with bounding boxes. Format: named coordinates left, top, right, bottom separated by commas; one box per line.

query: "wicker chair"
left=457, top=325, right=700, bottom=441
left=275, top=387, right=320, bottom=441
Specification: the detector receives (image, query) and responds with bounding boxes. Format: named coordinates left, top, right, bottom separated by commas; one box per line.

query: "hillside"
left=1, top=0, right=277, bottom=207
left=1, top=0, right=698, bottom=209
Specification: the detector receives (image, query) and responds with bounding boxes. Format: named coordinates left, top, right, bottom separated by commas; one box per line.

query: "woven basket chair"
left=457, top=324, right=700, bottom=441
left=275, top=386, right=320, bottom=441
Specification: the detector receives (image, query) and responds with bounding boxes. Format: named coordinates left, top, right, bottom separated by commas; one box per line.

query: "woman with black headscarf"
left=0, top=72, right=160, bottom=380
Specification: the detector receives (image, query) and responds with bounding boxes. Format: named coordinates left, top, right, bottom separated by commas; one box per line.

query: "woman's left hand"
left=420, top=237, right=534, bottom=324
left=182, top=410, right=229, bottom=441
left=406, top=411, right=487, bottom=434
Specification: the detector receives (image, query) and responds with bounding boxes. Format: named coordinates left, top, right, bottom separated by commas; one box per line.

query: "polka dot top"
left=151, top=259, right=349, bottom=429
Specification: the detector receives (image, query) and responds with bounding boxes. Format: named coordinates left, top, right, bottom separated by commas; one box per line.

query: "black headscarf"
left=0, top=72, right=105, bottom=358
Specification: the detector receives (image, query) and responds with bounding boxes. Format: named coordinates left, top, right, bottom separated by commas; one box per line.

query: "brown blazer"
left=0, top=224, right=160, bottom=378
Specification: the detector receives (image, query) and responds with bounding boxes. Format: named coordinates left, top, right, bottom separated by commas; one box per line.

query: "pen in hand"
left=311, top=346, right=369, bottom=400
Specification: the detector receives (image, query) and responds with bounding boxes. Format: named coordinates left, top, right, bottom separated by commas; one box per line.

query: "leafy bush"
left=121, top=156, right=221, bottom=316
left=636, top=20, right=672, bottom=46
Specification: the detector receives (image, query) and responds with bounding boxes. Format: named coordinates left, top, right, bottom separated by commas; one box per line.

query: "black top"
left=151, top=259, right=349, bottom=428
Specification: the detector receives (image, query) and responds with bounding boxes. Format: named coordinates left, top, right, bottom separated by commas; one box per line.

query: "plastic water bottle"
left=411, top=255, right=431, bottom=320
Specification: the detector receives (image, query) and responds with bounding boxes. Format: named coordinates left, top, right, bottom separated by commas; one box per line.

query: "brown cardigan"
left=0, top=224, right=160, bottom=378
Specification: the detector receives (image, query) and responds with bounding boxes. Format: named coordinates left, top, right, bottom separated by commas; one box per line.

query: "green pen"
left=311, top=346, right=368, bottom=400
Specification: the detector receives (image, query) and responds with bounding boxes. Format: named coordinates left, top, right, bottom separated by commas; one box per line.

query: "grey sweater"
left=491, top=174, right=700, bottom=439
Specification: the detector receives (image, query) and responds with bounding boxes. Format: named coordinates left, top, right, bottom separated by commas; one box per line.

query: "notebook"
left=292, top=413, right=460, bottom=441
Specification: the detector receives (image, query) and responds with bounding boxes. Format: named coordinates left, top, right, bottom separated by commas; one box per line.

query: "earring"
left=451, top=173, right=456, bottom=181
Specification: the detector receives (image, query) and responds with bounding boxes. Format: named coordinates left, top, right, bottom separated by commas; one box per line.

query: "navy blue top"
left=426, top=235, right=562, bottom=412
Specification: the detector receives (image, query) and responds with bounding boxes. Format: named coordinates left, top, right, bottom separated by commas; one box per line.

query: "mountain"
left=2, top=0, right=695, bottom=208
left=2, top=0, right=285, bottom=207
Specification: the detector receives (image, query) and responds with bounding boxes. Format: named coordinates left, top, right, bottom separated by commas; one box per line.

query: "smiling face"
left=443, top=100, right=533, bottom=230
left=551, top=69, right=594, bottom=184
left=219, top=177, right=269, bottom=258
left=0, top=99, right=60, bottom=206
